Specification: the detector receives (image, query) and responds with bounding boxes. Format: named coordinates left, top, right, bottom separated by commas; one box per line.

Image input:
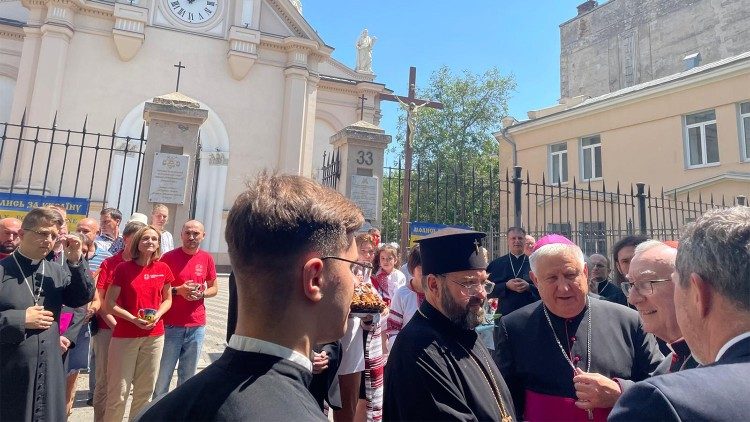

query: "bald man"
left=0, top=217, right=22, bottom=259
left=153, top=220, right=218, bottom=398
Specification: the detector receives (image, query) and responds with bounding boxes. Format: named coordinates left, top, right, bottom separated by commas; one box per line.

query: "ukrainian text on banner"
left=409, top=221, right=471, bottom=247
left=0, top=192, right=90, bottom=232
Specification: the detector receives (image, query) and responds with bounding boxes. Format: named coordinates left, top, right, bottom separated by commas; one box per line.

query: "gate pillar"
left=329, top=120, right=391, bottom=230
left=137, top=92, right=208, bottom=236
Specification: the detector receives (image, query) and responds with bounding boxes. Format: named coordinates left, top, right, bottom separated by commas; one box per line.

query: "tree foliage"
left=381, top=66, right=515, bottom=247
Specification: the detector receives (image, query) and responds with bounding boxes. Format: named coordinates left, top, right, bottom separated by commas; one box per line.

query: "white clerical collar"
left=715, top=331, right=750, bottom=362
left=511, top=253, right=524, bottom=259
left=228, top=335, right=312, bottom=372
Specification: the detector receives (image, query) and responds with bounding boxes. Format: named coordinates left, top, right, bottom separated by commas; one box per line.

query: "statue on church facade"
left=356, top=29, right=376, bottom=73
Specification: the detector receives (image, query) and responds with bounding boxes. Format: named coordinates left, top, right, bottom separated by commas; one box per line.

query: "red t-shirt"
left=112, top=260, right=174, bottom=338
left=161, top=248, right=217, bottom=327
left=95, top=252, right=125, bottom=330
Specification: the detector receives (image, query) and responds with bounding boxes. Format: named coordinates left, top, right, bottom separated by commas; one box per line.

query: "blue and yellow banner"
left=0, top=193, right=90, bottom=233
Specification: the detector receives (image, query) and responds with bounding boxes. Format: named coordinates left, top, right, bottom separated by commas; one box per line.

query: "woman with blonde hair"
left=104, top=225, right=173, bottom=421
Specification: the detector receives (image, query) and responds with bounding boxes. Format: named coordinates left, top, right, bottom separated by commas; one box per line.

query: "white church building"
left=0, top=0, right=388, bottom=255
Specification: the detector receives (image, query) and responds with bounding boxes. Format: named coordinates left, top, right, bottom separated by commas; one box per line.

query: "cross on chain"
left=379, top=67, right=443, bottom=259
left=174, top=61, right=186, bottom=92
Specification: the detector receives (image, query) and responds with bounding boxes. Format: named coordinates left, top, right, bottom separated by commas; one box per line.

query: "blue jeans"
left=153, top=325, right=206, bottom=399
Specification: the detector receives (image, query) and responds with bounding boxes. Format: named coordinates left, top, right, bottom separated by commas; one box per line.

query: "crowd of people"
left=1, top=171, right=748, bottom=422
left=0, top=203, right=217, bottom=421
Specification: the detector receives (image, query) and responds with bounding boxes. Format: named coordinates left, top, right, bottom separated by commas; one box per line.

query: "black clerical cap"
left=416, top=228, right=487, bottom=275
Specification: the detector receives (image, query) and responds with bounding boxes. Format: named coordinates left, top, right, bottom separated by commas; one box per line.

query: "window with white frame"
left=684, top=110, right=719, bottom=167
left=549, top=142, right=568, bottom=184
left=580, top=135, right=602, bottom=180
left=741, top=102, right=750, bottom=162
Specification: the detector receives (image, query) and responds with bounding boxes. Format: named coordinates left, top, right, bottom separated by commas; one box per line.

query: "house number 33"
left=356, top=150, right=373, bottom=166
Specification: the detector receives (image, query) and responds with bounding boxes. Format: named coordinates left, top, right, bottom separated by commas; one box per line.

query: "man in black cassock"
left=384, top=228, right=516, bottom=421
left=487, top=227, right=538, bottom=316
left=0, top=207, right=94, bottom=422
left=587, top=254, right=627, bottom=306
left=493, top=234, right=662, bottom=422
left=137, top=173, right=364, bottom=421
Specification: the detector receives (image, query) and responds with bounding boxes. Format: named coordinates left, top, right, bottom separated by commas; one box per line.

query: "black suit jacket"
left=609, top=336, right=750, bottom=421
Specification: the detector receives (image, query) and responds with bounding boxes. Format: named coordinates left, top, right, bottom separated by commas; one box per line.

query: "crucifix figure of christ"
left=174, top=61, right=186, bottom=92
left=380, top=67, right=443, bottom=259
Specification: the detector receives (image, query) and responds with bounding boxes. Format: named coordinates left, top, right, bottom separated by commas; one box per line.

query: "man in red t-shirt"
left=153, top=220, right=217, bottom=398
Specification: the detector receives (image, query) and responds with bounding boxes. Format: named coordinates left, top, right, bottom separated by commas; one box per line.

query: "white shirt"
left=715, top=331, right=750, bottom=362
left=228, top=335, right=312, bottom=372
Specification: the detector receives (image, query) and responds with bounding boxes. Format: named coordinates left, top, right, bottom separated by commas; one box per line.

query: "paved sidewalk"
left=69, top=275, right=230, bottom=421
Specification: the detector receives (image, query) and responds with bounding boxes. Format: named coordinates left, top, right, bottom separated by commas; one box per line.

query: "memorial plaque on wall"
left=350, top=175, right=379, bottom=221
left=148, top=152, right=190, bottom=204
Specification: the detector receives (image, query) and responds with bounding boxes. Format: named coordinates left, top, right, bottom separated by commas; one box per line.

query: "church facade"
left=0, top=0, right=388, bottom=253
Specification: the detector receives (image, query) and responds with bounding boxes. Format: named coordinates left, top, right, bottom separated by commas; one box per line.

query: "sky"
left=302, top=0, right=590, bottom=162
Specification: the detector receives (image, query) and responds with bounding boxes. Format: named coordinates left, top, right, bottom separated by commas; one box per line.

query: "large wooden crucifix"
left=174, top=61, right=186, bottom=92
left=380, top=67, right=443, bottom=259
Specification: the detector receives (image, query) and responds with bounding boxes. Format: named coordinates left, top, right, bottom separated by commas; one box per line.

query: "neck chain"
left=12, top=251, right=46, bottom=305
left=543, top=300, right=593, bottom=419
left=542, top=299, right=592, bottom=372
left=508, top=254, right=526, bottom=279
left=418, top=308, right=512, bottom=422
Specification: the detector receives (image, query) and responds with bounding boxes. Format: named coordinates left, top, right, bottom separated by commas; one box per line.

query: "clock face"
left=167, top=0, right=218, bottom=24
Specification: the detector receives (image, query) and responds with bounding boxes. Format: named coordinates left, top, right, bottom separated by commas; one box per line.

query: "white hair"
left=633, top=239, right=668, bottom=258
left=529, top=243, right=585, bottom=273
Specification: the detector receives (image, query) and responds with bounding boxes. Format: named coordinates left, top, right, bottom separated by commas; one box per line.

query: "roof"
left=507, top=50, right=750, bottom=131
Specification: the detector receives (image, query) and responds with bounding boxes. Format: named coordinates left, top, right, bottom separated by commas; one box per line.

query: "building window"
left=684, top=110, right=719, bottom=167
left=741, top=102, right=750, bottom=162
left=547, top=222, right=572, bottom=239
left=549, top=142, right=568, bottom=184
left=578, top=221, right=607, bottom=256
left=580, top=135, right=602, bottom=180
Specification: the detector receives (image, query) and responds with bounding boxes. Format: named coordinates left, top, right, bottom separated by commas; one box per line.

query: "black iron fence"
left=321, top=148, right=341, bottom=189
left=0, top=115, right=147, bottom=212
left=380, top=162, right=747, bottom=259
left=382, top=160, right=502, bottom=254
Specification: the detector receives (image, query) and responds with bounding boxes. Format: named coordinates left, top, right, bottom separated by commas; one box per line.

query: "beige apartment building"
left=493, top=0, right=750, bottom=256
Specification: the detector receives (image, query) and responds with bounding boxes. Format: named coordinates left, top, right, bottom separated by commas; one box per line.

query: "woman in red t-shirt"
left=104, top=225, right=173, bottom=422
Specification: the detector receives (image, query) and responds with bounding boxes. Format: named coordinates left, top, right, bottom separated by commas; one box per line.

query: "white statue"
left=290, top=0, right=302, bottom=15
left=356, top=29, right=376, bottom=73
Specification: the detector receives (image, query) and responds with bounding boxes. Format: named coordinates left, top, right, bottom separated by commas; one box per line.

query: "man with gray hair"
left=610, top=207, right=750, bottom=421
left=494, top=234, right=662, bottom=421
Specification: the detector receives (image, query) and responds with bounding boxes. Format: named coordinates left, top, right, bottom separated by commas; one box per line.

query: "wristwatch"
left=171, top=287, right=177, bottom=295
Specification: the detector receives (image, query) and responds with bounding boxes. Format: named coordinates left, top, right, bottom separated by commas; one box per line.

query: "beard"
left=0, top=243, right=16, bottom=254
left=440, top=282, right=485, bottom=330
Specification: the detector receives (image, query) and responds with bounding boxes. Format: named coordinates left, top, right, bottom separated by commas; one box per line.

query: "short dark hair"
left=225, top=173, right=363, bottom=308
left=507, top=227, right=526, bottom=235
left=407, top=244, right=422, bottom=274
left=612, top=235, right=648, bottom=284
left=101, top=207, right=123, bottom=223
left=122, top=221, right=146, bottom=239
left=676, top=207, right=750, bottom=312
left=22, top=208, right=64, bottom=230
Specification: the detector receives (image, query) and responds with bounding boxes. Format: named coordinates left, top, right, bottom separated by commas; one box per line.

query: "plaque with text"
left=350, top=175, right=379, bottom=221
left=148, top=152, right=190, bottom=204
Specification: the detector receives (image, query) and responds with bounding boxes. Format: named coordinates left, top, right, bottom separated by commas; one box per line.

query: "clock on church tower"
left=167, top=0, right=218, bottom=24
left=153, top=0, right=227, bottom=36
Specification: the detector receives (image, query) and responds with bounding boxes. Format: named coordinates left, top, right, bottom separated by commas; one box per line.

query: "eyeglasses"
left=439, top=274, right=495, bottom=296
left=25, top=228, right=59, bottom=241
left=621, top=279, right=671, bottom=296
left=321, top=256, right=373, bottom=280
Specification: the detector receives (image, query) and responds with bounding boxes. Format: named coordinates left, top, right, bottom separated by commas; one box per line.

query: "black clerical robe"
left=384, top=301, right=516, bottom=421
left=595, top=279, right=628, bottom=307
left=136, top=348, right=327, bottom=421
left=493, top=297, right=663, bottom=421
left=0, top=253, right=94, bottom=422
left=487, top=253, right=538, bottom=315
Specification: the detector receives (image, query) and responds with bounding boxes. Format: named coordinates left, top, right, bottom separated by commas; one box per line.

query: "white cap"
left=128, top=213, right=148, bottom=225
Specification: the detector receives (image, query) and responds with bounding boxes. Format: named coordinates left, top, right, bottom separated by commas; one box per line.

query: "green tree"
left=381, top=66, right=515, bottom=247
